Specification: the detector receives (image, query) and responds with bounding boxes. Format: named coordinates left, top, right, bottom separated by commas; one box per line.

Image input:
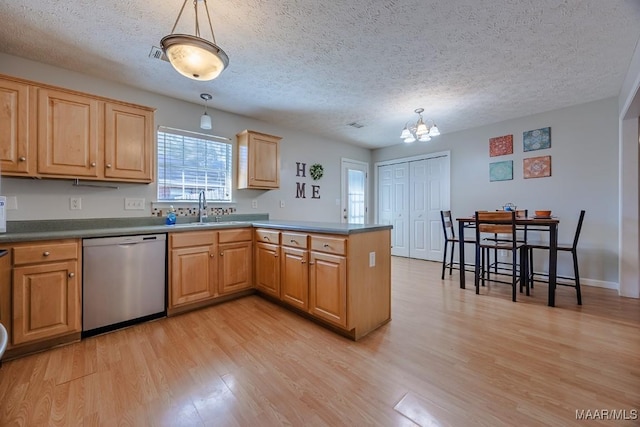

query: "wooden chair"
left=440, top=210, right=475, bottom=279
left=528, top=210, right=585, bottom=305
left=474, top=211, right=529, bottom=302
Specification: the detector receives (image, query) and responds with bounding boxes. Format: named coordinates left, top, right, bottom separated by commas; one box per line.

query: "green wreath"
left=310, top=163, right=324, bottom=181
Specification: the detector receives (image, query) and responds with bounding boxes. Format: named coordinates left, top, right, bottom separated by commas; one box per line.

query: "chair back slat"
left=440, top=210, right=456, bottom=240
left=475, top=211, right=517, bottom=245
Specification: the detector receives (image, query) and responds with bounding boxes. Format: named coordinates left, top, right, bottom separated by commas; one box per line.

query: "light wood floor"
left=1, top=257, right=639, bottom=426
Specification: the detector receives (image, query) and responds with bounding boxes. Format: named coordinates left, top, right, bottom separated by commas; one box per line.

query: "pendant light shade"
left=200, top=93, right=213, bottom=130
left=161, top=0, right=229, bottom=81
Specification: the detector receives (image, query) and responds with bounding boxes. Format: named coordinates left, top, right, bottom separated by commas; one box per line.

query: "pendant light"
left=161, top=0, right=229, bottom=81
left=200, top=93, right=212, bottom=130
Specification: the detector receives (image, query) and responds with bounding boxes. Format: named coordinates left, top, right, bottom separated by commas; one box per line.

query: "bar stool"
left=440, top=210, right=476, bottom=279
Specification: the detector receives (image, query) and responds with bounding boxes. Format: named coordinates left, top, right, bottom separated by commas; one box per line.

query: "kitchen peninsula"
left=0, top=217, right=392, bottom=361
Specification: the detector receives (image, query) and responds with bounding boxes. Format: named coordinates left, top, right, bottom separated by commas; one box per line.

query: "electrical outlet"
left=252, top=199, right=258, bottom=209
left=70, top=197, right=82, bottom=210
left=5, top=196, right=17, bottom=210
left=369, top=251, right=376, bottom=267
left=280, top=200, right=285, bottom=208
left=125, top=198, right=145, bottom=210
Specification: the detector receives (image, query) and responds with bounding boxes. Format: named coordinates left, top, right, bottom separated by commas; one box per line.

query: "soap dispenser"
left=166, top=206, right=177, bottom=225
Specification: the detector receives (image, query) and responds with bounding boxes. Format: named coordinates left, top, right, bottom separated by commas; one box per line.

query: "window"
left=157, top=127, right=232, bottom=202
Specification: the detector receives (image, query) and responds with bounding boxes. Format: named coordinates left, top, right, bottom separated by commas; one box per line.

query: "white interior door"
left=378, top=162, right=409, bottom=257
left=409, top=160, right=428, bottom=259
left=425, top=156, right=450, bottom=260
left=377, top=152, right=450, bottom=260
left=341, top=159, right=368, bottom=224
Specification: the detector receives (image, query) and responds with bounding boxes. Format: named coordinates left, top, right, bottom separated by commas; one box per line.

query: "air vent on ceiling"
left=347, top=122, right=364, bottom=128
left=149, top=46, right=169, bottom=62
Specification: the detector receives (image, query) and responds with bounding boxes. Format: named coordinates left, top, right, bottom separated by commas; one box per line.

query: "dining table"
left=456, top=215, right=560, bottom=307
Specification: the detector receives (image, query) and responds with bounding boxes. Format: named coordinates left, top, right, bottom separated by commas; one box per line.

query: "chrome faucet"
left=198, top=190, right=207, bottom=222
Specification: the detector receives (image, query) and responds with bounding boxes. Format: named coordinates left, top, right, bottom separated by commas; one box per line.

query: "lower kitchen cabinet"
left=280, top=246, right=309, bottom=311
left=218, top=240, right=253, bottom=295
left=168, top=228, right=253, bottom=315
left=309, top=250, right=347, bottom=328
left=255, top=241, right=280, bottom=298
left=169, top=231, right=217, bottom=312
left=9, top=239, right=82, bottom=353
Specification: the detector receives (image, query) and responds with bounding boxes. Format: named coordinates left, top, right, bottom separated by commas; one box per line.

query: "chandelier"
left=161, top=0, right=229, bottom=81
left=400, top=108, right=440, bottom=143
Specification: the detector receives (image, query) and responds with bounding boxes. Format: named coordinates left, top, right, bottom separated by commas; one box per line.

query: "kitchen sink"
left=165, top=221, right=248, bottom=228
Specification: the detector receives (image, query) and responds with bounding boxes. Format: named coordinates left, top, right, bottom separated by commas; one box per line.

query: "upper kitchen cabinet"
left=236, top=130, right=281, bottom=189
left=0, top=77, right=34, bottom=175
left=0, top=73, right=155, bottom=183
left=37, top=88, right=100, bottom=178
left=104, top=102, right=154, bottom=182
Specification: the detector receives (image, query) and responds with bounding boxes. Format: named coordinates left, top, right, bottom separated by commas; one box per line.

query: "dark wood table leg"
left=548, top=223, right=558, bottom=307
left=458, top=220, right=466, bottom=289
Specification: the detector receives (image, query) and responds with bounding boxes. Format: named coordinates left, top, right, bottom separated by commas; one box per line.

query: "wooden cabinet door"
left=170, top=245, right=216, bottom=307
left=255, top=242, right=280, bottom=298
left=104, top=102, right=154, bottom=182
left=12, top=260, right=80, bottom=345
left=237, top=130, right=281, bottom=189
left=281, top=246, right=309, bottom=310
left=218, top=241, right=252, bottom=295
left=37, top=88, right=100, bottom=177
left=309, top=251, right=347, bottom=328
left=0, top=78, right=32, bottom=174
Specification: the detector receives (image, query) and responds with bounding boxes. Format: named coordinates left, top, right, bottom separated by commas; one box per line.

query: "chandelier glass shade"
left=400, top=108, right=440, bottom=143
left=161, top=0, right=229, bottom=81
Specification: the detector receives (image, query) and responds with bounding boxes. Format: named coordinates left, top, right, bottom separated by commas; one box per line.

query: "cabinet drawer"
left=170, top=231, right=216, bottom=248
left=219, top=228, right=252, bottom=243
left=13, top=241, right=78, bottom=265
left=310, top=235, right=346, bottom=256
left=282, top=232, right=308, bottom=249
left=255, top=229, right=280, bottom=244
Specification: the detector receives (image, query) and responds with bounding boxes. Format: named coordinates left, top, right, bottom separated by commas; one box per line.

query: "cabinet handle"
left=309, top=262, right=315, bottom=265
left=263, top=236, right=270, bottom=241
left=19, top=156, right=26, bottom=162
left=290, top=239, right=297, bottom=244
left=68, top=272, right=75, bottom=278
left=106, top=163, right=112, bottom=168
left=43, top=251, right=50, bottom=256
left=90, top=162, right=96, bottom=167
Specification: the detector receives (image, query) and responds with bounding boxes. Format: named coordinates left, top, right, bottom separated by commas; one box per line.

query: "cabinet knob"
left=301, top=260, right=306, bottom=264
left=274, top=254, right=278, bottom=257
left=106, top=163, right=112, bottom=168
left=309, top=262, right=315, bottom=265
left=19, top=156, right=26, bottom=162
left=43, top=251, right=50, bottom=257
left=68, top=272, right=75, bottom=278
left=220, top=252, right=224, bottom=256
left=90, top=162, right=96, bottom=167
left=323, top=244, right=330, bottom=248
left=210, top=253, right=214, bottom=258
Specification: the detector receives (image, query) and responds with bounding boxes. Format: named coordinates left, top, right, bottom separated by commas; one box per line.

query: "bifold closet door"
left=378, top=163, right=409, bottom=257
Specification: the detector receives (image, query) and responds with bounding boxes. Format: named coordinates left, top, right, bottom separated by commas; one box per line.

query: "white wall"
left=0, top=53, right=371, bottom=223
left=373, top=98, right=620, bottom=287
left=618, top=36, right=640, bottom=299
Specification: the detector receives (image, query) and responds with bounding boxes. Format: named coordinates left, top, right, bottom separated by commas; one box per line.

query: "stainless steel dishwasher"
left=82, top=234, right=166, bottom=337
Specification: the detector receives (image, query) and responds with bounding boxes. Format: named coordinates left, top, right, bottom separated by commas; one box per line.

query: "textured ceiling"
left=1, top=0, right=639, bottom=149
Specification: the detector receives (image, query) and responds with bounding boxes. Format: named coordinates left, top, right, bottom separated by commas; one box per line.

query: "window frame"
left=156, top=126, right=234, bottom=203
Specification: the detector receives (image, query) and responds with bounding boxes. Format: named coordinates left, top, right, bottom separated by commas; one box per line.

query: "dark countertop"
left=0, top=216, right=392, bottom=243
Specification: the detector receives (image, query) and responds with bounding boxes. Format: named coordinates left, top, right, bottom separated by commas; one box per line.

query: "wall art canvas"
left=489, top=134, right=513, bottom=157
left=523, top=127, right=551, bottom=151
left=523, top=155, right=551, bottom=179
left=489, top=160, right=513, bottom=182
